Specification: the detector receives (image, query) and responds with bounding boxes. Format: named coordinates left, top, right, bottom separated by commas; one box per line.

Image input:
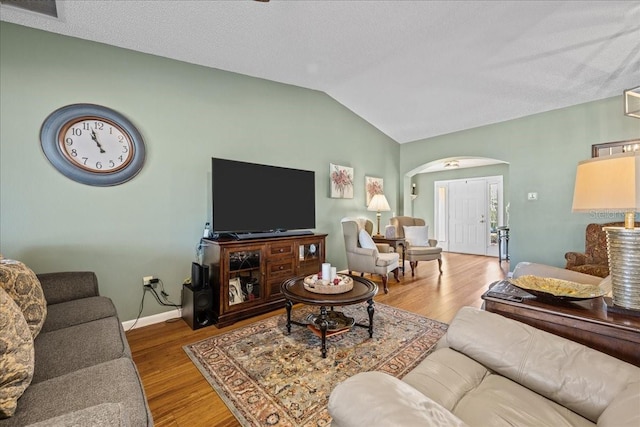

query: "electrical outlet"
left=143, top=276, right=155, bottom=287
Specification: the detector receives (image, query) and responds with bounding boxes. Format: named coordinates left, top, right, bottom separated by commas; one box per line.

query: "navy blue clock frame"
left=40, top=104, right=146, bottom=186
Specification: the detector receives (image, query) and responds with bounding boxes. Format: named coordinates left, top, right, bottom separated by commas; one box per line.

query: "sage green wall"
left=0, top=23, right=400, bottom=321
left=400, top=99, right=640, bottom=269
left=411, top=164, right=510, bottom=236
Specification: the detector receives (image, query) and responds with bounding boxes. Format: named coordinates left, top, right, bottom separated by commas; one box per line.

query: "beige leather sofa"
left=329, top=306, right=639, bottom=427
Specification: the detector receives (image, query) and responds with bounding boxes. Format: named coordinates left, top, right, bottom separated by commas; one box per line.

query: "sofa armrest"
left=329, top=371, right=468, bottom=427
left=565, top=251, right=589, bottom=267
left=37, top=272, right=100, bottom=305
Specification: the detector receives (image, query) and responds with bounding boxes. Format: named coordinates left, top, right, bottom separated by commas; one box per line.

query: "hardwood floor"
left=126, top=253, right=508, bottom=427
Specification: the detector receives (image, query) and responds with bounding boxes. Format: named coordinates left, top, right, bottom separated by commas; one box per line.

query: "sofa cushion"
left=403, top=225, right=429, bottom=246
left=25, top=403, right=131, bottom=427
left=454, top=371, right=593, bottom=427
left=2, top=358, right=151, bottom=427
left=446, top=307, right=640, bottom=423
left=33, top=316, right=130, bottom=384
left=0, top=259, right=47, bottom=338
left=41, top=296, right=117, bottom=333
left=0, top=287, right=34, bottom=419
left=329, top=371, right=468, bottom=427
left=597, top=381, right=640, bottom=427
left=406, top=246, right=442, bottom=256
left=403, top=347, right=489, bottom=411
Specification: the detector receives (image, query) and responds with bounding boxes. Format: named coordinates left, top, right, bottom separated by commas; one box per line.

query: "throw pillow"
left=403, top=225, right=429, bottom=246
left=358, top=229, right=378, bottom=253
left=0, top=286, right=35, bottom=419
left=0, top=259, right=47, bottom=338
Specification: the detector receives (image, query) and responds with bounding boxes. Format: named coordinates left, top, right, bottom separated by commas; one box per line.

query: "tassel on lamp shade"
left=572, top=151, right=640, bottom=312
left=367, top=194, right=391, bottom=237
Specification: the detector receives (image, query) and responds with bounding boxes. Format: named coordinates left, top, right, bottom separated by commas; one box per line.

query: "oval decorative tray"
left=509, top=275, right=606, bottom=301
left=303, top=274, right=354, bottom=294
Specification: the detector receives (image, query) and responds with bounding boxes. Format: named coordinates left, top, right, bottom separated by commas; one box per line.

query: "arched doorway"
left=404, top=157, right=509, bottom=256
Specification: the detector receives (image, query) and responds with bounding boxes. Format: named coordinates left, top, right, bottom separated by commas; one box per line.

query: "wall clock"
left=40, top=104, right=146, bottom=186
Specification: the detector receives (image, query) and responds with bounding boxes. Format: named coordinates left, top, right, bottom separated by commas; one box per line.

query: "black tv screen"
left=211, top=158, right=316, bottom=234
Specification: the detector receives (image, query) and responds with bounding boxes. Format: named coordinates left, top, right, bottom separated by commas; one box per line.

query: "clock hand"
left=90, top=130, right=106, bottom=154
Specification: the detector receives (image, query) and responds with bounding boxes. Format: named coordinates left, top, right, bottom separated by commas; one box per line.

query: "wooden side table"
left=482, top=288, right=640, bottom=366
left=372, top=236, right=406, bottom=274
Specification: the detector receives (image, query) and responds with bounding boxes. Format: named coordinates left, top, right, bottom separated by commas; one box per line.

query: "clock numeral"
left=70, top=149, right=78, bottom=157
left=82, top=157, right=88, bottom=165
left=118, top=155, right=124, bottom=162
left=71, top=127, right=82, bottom=136
left=96, top=162, right=103, bottom=169
left=122, top=146, right=129, bottom=153
left=117, top=135, right=124, bottom=142
left=94, top=122, right=104, bottom=130
left=65, top=137, right=73, bottom=146
left=82, top=122, right=91, bottom=130
left=109, top=160, right=115, bottom=168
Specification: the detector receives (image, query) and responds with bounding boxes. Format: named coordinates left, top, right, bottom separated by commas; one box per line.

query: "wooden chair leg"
left=381, top=275, right=389, bottom=294
left=410, top=261, right=417, bottom=276
left=393, top=268, right=400, bottom=282
left=437, top=258, right=443, bottom=274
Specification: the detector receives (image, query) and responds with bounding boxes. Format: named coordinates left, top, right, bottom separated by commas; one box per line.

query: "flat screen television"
left=211, top=158, right=316, bottom=236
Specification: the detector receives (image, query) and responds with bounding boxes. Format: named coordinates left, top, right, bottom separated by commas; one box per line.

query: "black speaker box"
left=191, top=262, right=209, bottom=289
left=182, top=284, right=214, bottom=330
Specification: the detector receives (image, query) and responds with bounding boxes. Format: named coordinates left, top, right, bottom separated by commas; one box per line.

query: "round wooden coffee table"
left=281, top=275, right=378, bottom=358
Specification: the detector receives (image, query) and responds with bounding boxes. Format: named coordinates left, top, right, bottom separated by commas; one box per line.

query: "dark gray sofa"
left=1, top=272, right=153, bottom=426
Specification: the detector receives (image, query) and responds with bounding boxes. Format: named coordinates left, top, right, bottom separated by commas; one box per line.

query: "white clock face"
left=59, top=117, right=134, bottom=173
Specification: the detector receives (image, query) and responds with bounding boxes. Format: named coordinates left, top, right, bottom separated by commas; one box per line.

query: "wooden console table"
left=482, top=290, right=640, bottom=366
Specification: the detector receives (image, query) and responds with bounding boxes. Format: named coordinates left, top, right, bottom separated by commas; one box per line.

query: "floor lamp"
left=572, top=151, right=640, bottom=313
left=367, top=194, right=391, bottom=237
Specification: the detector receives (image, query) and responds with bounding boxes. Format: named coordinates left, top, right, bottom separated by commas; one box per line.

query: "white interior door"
left=448, top=180, right=487, bottom=255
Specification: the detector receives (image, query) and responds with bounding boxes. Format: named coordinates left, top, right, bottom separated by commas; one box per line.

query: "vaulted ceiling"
left=1, top=1, right=638, bottom=143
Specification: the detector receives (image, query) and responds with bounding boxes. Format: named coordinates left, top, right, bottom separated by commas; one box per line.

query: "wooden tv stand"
left=201, top=233, right=327, bottom=327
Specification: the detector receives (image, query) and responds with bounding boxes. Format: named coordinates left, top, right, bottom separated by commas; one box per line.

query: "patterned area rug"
left=183, top=303, right=448, bottom=426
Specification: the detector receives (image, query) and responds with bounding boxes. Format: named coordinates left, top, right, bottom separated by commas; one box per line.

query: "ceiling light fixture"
left=444, top=160, right=460, bottom=168
left=624, top=87, right=640, bottom=119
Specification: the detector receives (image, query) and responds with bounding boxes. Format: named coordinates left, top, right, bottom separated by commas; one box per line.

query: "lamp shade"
left=367, top=194, right=390, bottom=212
left=572, top=152, right=640, bottom=212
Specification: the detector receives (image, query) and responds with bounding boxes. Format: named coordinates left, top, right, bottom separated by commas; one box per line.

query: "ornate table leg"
left=285, top=299, right=293, bottom=334
left=319, top=306, right=329, bottom=358
left=367, top=299, right=374, bottom=338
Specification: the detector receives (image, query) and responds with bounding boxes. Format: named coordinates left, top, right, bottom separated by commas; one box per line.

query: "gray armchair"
left=341, top=218, right=400, bottom=293
left=389, top=216, right=442, bottom=276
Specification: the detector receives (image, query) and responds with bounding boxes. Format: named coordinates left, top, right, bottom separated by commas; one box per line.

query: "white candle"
left=322, top=263, right=331, bottom=281
left=331, top=267, right=337, bottom=280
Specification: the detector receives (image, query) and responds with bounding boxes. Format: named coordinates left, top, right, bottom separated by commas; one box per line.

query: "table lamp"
left=367, top=194, right=391, bottom=237
left=572, top=151, right=640, bottom=312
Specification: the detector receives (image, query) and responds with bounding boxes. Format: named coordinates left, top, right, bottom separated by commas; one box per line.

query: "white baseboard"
left=122, top=308, right=182, bottom=330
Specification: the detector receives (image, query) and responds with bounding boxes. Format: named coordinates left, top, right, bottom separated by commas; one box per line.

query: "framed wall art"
left=365, top=176, right=383, bottom=206
left=330, top=163, right=354, bottom=198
